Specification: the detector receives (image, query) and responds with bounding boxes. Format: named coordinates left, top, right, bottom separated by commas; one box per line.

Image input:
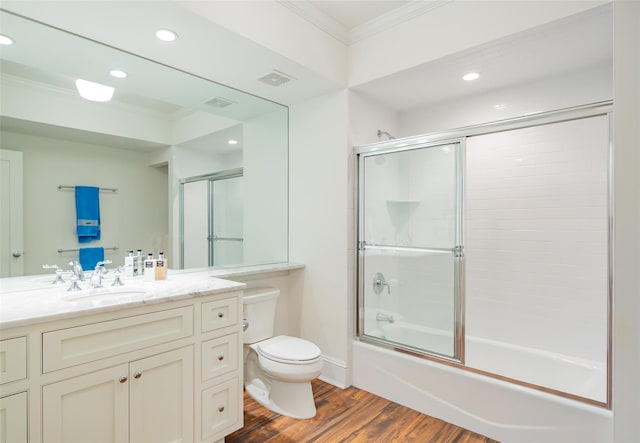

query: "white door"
left=129, top=347, right=194, bottom=443
left=0, top=149, right=23, bottom=277
left=42, top=364, right=130, bottom=443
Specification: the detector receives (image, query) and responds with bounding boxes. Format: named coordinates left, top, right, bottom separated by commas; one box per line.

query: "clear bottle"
left=136, top=249, right=143, bottom=276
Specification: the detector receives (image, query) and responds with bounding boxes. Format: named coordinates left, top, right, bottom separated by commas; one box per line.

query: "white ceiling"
left=352, top=3, right=613, bottom=112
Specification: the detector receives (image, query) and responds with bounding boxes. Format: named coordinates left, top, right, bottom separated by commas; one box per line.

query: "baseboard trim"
left=318, top=355, right=350, bottom=389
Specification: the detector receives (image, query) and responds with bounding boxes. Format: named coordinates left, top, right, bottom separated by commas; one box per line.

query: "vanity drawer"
left=201, top=333, right=238, bottom=381
left=201, top=297, right=238, bottom=333
left=43, top=306, right=193, bottom=373
left=0, top=337, right=27, bottom=385
left=201, top=378, right=239, bottom=441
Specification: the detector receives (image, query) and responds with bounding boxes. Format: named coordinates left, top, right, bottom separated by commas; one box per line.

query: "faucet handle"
left=111, top=267, right=125, bottom=287
left=67, top=275, right=82, bottom=292
left=43, top=265, right=66, bottom=284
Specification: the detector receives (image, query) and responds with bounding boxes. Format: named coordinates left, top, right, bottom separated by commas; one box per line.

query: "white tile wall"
left=464, top=115, right=609, bottom=363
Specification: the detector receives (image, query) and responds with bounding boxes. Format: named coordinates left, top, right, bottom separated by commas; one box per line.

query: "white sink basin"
left=63, top=287, right=146, bottom=303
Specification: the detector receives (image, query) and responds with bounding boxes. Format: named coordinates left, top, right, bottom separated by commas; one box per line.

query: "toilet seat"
left=257, top=335, right=321, bottom=365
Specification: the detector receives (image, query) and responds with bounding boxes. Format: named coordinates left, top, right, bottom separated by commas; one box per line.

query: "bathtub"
left=354, top=323, right=612, bottom=442
left=376, top=321, right=606, bottom=402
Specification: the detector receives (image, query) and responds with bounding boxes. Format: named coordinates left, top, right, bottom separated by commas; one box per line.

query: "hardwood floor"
left=226, top=379, right=499, bottom=443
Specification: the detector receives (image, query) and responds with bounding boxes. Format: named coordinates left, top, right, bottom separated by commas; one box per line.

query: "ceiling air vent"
left=257, top=69, right=296, bottom=87
left=205, top=96, right=235, bottom=108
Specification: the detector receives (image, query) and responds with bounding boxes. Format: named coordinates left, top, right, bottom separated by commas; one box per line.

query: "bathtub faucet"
left=376, top=313, right=395, bottom=323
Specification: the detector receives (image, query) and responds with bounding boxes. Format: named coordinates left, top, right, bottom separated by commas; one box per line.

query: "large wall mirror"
left=0, top=10, right=288, bottom=277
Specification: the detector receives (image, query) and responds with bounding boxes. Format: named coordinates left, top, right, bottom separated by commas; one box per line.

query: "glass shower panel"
left=211, top=176, right=244, bottom=266
left=359, top=143, right=460, bottom=359
left=182, top=180, right=209, bottom=269
left=363, top=145, right=457, bottom=249
left=464, top=115, right=609, bottom=402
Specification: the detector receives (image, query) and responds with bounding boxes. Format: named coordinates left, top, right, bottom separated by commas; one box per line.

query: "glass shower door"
left=210, top=176, right=244, bottom=267
left=358, top=142, right=462, bottom=359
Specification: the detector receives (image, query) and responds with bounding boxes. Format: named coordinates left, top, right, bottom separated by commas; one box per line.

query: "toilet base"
left=245, top=378, right=317, bottom=419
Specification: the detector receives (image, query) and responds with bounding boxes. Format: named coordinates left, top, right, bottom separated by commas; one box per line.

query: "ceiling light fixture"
left=228, top=139, right=238, bottom=145
left=0, top=34, right=14, bottom=45
left=75, top=79, right=115, bottom=102
left=110, top=69, right=127, bottom=78
left=463, top=72, right=480, bottom=81
left=156, top=29, right=178, bottom=42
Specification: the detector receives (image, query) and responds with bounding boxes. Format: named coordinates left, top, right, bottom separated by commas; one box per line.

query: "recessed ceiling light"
left=0, top=34, right=14, bottom=45
left=156, top=29, right=178, bottom=42
left=463, top=72, right=480, bottom=81
left=110, top=70, right=127, bottom=79
left=75, top=79, right=114, bottom=102
left=228, top=139, right=238, bottom=145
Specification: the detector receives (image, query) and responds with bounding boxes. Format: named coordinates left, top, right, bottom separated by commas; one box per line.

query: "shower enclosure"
left=180, top=168, right=244, bottom=268
left=356, top=103, right=611, bottom=406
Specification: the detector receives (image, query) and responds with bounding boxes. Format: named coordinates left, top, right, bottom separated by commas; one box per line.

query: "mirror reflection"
left=0, top=10, right=288, bottom=277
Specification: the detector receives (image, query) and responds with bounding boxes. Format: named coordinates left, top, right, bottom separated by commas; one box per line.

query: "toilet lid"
left=257, top=335, right=321, bottom=363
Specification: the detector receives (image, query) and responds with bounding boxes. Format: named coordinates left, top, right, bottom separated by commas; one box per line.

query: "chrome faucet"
left=376, top=313, right=395, bottom=324
left=89, top=260, right=112, bottom=289
left=69, top=260, right=85, bottom=281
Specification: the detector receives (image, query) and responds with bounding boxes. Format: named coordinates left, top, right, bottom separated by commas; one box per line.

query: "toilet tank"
left=243, top=287, right=280, bottom=344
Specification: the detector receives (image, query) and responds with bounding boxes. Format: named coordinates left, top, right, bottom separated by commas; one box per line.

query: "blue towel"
left=75, top=186, right=100, bottom=243
left=79, top=247, right=104, bottom=271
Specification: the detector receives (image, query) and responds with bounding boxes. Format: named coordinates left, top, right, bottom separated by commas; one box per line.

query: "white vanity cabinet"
left=0, top=284, right=244, bottom=443
left=42, top=346, right=193, bottom=443
left=0, top=391, right=28, bottom=443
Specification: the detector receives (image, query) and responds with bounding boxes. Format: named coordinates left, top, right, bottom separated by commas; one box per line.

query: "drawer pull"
left=217, top=354, right=225, bottom=361
left=119, top=376, right=128, bottom=383
left=218, top=406, right=225, bottom=413
left=217, top=311, right=225, bottom=318
left=133, top=371, right=143, bottom=379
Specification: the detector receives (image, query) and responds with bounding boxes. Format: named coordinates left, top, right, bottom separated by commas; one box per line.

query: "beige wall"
left=1, top=131, right=168, bottom=275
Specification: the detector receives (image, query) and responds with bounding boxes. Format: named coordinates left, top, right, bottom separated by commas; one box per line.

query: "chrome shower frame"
left=354, top=100, right=613, bottom=408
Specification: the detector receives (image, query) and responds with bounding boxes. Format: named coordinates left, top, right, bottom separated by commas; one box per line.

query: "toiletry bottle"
left=155, top=252, right=167, bottom=280
left=144, top=253, right=156, bottom=281
left=124, top=250, right=135, bottom=277
left=136, top=249, right=143, bottom=276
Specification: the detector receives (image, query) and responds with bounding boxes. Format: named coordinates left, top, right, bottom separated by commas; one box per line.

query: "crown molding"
left=277, top=0, right=350, bottom=44
left=349, top=0, right=453, bottom=44
left=277, top=0, right=453, bottom=46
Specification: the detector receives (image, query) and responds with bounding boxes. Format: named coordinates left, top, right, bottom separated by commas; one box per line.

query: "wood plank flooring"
left=226, top=379, right=500, bottom=443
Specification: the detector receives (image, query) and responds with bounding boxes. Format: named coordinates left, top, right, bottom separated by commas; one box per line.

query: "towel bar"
left=58, top=185, right=117, bottom=192
left=58, top=246, right=119, bottom=253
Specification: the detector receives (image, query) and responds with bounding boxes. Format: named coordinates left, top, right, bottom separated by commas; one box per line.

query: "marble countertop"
left=0, top=271, right=244, bottom=329
left=0, top=262, right=304, bottom=330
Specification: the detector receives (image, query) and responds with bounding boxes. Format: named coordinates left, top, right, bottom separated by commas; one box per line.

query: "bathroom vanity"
left=0, top=271, right=246, bottom=443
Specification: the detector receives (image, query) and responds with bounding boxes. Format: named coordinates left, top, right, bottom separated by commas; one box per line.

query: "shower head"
left=377, top=129, right=395, bottom=140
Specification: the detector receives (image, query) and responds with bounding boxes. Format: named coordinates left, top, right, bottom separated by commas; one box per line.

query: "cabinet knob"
left=217, top=311, right=224, bottom=318
left=133, top=371, right=143, bottom=379
left=119, top=376, right=128, bottom=383
left=217, top=354, right=225, bottom=361
left=218, top=406, right=225, bottom=413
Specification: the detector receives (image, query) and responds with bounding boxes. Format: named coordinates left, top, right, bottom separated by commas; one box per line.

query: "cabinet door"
left=42, top=364, right=129, bottom=443
left=129, top=347, right=194, bottom=443
left=0, top=392, right=28, bottom=443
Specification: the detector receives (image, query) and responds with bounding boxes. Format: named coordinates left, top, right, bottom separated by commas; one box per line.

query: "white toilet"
left=242, top=287, right=323, bottom=419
